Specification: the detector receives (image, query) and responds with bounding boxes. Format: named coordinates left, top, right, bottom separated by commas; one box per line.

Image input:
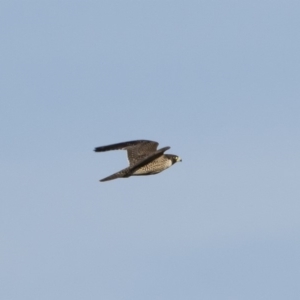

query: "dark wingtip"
left=99, top=176, right=114, bottom=182
left=94, top=147, right=103, bottom=152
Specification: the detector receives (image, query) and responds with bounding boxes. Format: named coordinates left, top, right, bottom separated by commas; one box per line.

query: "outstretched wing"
left=100, top=146, right=170, bottom=182
left=94, top=140, right=159, bottom=166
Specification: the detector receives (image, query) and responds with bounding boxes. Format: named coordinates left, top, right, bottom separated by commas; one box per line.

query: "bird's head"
left=168, top=155, right=182, bottom=164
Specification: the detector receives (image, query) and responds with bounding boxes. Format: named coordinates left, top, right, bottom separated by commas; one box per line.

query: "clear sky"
left=1, top=1, right=300, bottom=299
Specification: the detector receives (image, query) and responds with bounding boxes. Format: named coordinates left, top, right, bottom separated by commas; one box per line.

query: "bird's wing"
left=94, top=140, right=153, bottom=152
left=127, top=141, right=159, bottom=165
left=99, top=166, right=132, bottom=182
left=94, top=140, right=159, bottom=166
left=100, top=146, right=170, bottom=182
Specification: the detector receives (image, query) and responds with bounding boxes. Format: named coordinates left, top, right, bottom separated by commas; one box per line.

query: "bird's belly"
left=132, top=160, right=172, bottom=176
left=132, top=169, right=161, bottom=175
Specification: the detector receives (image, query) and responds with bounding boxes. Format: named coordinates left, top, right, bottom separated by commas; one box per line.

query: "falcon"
left=94, top=140, right=182, bottom=182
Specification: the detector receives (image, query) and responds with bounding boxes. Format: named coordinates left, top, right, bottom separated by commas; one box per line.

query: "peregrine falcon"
left=94, top=140, right=182, bottom=182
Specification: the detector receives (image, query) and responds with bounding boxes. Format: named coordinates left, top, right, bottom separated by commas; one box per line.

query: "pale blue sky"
left=1, top=1, right=300, bottom=299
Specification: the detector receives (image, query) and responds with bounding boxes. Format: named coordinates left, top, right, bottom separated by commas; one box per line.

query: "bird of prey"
left=94, top=140, right=182, bottom=182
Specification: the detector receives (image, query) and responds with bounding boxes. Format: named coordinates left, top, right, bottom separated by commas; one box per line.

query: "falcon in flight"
left=94, top=140, right=182, bottom=182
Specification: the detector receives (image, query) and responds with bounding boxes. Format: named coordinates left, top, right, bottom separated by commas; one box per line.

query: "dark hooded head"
left=165, top=154, right=182, bottom=165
